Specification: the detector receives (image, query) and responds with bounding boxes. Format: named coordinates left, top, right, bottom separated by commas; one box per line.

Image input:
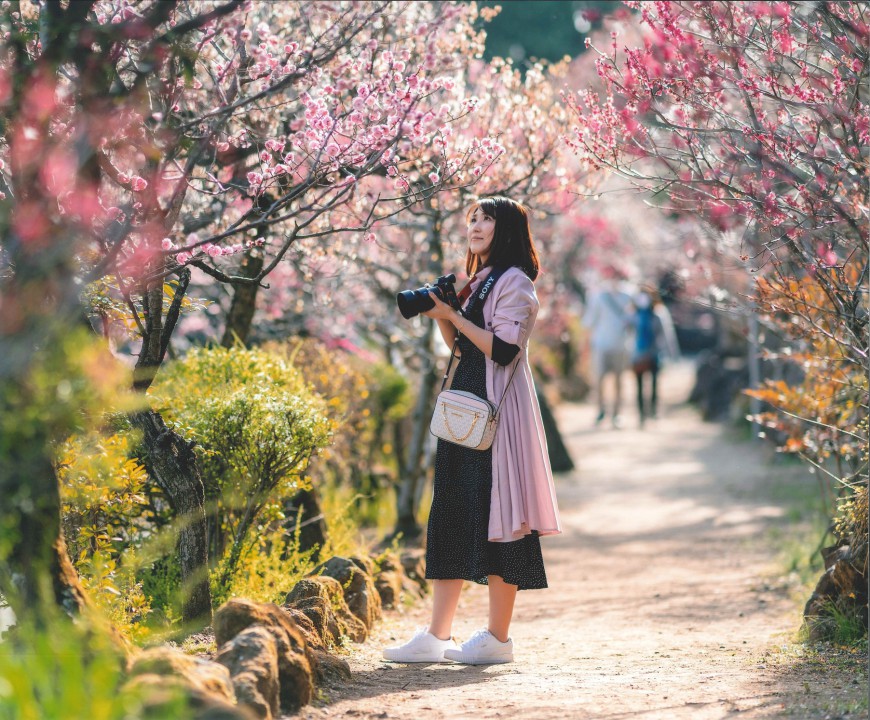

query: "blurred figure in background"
left=583, top=270, right=633, bottom=428
left=630, top=287, right=679, bottom=427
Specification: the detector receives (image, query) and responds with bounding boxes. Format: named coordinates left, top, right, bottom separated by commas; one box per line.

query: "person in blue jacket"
left=630, top=288, right=679, bottom=427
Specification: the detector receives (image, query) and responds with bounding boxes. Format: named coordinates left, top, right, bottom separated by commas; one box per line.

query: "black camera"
left=396, top=273, right=460, bottom=319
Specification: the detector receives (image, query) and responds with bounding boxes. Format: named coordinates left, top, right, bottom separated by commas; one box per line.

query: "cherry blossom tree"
left=244, top=54, right=587, bottom=539
left=0, top=0, right=496, bottom=623
left=563, top=0, right=868, bottom=629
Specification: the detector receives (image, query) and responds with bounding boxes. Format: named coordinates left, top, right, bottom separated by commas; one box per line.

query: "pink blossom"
left=176, top=252, right=191, bottom=264
left=247, top=171, right=263, bottom=185
left=161, top=237, right=174, bottom=250
left=130, top=176, right=148, bottom=192
left=428, top=172, right=440, bottom=184
left=364, top=232, right=376, bottom=243
left=207, top=244, right=222, bottom=258
left=817, top=243, right=838, bottom=266
left=39, top=149, right=77, bottom=196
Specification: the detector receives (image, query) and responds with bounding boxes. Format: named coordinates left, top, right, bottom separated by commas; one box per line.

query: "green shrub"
left=217, top=520, right=320, bottom=607
left=0, top=606, right=188, bottom=720
left=56, top=432, right=153, bottom=641
left=265, top=339, right=412, bottom=530
left=149, top=346, right=332, bottom=591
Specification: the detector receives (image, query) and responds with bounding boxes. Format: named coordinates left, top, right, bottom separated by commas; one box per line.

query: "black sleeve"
left=491, top=334, right=521, bottom=366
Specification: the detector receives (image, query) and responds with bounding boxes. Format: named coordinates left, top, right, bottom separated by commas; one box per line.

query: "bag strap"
left=440, top=339, right=522, bottom=417
left=493, top=354, right=521, bottom=419
left=439, top=266, right=523, bottom=412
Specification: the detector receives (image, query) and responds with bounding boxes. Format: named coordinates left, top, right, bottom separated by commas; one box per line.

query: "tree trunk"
left=0, top=425, right=87, bottom=621
left=391, top=209, right=445, bottom=543
left=281, top=487, right=328, bottom=556
left=129, top=266, right=212, bottom=626
left=393, top=332, right=438, bottom=542
left=221, top=248, right=264, bottom=348
left=536, top=390, right=574, bottom=473
left=205, top=479, right=225, bottom=568
left=130, top=410, right=212, bottom=627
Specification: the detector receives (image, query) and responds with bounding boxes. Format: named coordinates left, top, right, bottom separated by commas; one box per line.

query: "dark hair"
left=464, top=196, right=540, bottom=281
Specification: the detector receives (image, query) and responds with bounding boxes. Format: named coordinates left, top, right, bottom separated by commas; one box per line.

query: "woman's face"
left=467, top=206, right=496, bottom=263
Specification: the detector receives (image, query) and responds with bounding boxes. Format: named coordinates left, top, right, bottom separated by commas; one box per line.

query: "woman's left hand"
left=421, top=290, right=457, bottom=321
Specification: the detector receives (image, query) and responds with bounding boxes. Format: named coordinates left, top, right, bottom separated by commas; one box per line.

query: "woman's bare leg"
left=487, top=575, right=518, bottom=642
left=428, top=579, right=464, bottom=640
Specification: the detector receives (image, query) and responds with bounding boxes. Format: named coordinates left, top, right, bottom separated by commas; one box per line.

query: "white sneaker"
left=443, top=628, right=514, bottom=665
left=382, top=627, right=458, bottom=663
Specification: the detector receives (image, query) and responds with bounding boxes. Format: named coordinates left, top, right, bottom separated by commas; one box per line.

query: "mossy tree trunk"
left=131, top=264, right=212, bottom=626
left=0, top=430, right=88, bottom=621
left=130, top=410, right=212, bottom=626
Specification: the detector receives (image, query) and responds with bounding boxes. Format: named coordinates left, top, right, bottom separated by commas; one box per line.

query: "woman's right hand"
left=421, top=290, right=456, bottom=322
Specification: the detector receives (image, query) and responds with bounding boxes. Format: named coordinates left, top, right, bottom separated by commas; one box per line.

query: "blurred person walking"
left=630, top=288, right=679, bottom=427
left=582, top=271, right=633, bottom=428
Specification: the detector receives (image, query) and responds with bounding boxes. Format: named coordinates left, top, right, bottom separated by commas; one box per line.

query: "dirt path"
left=295, top=362, right=866, bottom=720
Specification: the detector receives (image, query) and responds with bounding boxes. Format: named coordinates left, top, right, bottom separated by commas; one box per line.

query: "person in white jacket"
left=583, top=275, right=633, bottom=428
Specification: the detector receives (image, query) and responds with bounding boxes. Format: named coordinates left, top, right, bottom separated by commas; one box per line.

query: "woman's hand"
left=421, top=289, right=459, bottom=322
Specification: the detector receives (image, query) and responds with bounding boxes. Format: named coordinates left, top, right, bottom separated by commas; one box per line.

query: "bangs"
left=467, top=198, right=497, bottom=221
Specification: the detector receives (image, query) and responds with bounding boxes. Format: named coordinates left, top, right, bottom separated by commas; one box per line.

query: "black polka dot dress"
left=425, top=302, right=548, bottom=591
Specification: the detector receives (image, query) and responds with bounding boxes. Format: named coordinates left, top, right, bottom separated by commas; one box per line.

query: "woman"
left=383, top=196, right=561, bottom=666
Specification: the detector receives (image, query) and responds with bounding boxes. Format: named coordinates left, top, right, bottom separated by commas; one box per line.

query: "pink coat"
left=463, top=266, right=562, bottom=543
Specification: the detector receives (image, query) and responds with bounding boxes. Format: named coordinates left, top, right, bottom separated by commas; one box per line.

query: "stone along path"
left=294, top=361, right=865, bottom=720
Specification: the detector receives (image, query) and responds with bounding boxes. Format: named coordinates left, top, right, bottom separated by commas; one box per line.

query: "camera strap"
left=463, top=265, right=506, bottom=318
left=440, top=266, right=522, bottom=411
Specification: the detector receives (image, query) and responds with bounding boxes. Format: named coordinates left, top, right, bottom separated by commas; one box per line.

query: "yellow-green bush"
left=50, top=340, right=406, bottom=636
left=56, top=432, right=159, bottom=641
left=57, top=432, right=149, bottom=559
left=265, top=339, right=412, bottom=531
left=149, top=345, right=332, bottom=598
left=0, top=606, right=188, bottom=720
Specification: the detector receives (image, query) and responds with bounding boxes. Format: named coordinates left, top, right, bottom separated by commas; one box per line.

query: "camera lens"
left=396, top=287, right=436, bottom=319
